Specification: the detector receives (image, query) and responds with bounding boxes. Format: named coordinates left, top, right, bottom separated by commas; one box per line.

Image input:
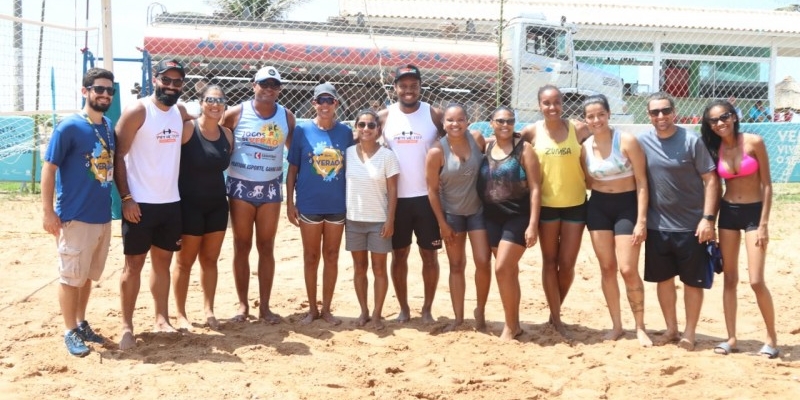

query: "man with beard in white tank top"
left=380, top=64, right=444, bottom=324
left=114, top=59, right=193, bottom=350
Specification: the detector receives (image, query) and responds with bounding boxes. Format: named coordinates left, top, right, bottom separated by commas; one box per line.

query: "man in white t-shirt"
left=379, top=64, right=444, bottom=324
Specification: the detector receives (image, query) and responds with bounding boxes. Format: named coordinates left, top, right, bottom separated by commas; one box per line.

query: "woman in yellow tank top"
left=520, top=85, right=591, bottom=338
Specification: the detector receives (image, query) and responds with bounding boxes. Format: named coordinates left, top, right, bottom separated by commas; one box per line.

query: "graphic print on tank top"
left=241, top=121, right=285, bottom=153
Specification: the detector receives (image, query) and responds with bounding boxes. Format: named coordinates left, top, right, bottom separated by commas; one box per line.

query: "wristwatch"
left=702, top=214, right=716, bottom=222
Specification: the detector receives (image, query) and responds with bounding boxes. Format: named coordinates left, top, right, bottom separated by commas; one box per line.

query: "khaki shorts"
left=57, top=220, right=111, bottom=287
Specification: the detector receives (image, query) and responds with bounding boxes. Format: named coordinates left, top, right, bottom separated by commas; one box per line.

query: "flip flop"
left=713, top=342, right=738, bottom=355
left=758, top=344, right=780, bottom=359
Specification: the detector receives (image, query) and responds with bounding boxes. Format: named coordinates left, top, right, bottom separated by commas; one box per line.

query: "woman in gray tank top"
left=425, top=103, right=491, bottom=332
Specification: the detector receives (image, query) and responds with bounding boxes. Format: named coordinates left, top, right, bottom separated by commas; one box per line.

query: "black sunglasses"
left=708, top=112, right=733, bottom=124
left=158, top=76, right=184, bottom=87
left=648, top=107, right=674, bottom=117
left=356, top=121, right=377, bottom=129
left=315, top=97, right=336, bottom=105
left=203, top=97, right=226, bottom=104
left=256, top=80, right=281, bottom=89
left=493, top=118, right=516, bottom=126
left=86, top=85, right=116, bottom=96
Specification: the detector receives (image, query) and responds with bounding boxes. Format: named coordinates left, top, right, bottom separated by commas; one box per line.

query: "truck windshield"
left=525, top=26, right=569, bottom=61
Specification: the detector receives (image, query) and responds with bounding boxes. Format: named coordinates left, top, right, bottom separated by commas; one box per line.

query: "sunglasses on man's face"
left=708, top=112, right=733, bottom=124
left=86, top=85, right=116, bottom=96
left=203, top=97, right=226, bottom=105
left=315, top=97, right=336, bottom=105
left=256, top=80, right=281, bottom=90
left=648, top=107, right=674, bottom=117
left=158, top=76, right=184, bottom=87
left=356, top=121, right=377, bottom=129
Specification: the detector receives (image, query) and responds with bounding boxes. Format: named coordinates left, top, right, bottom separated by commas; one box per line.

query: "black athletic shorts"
left=392, top=196, right=442, bottom=250
left=644, top=229, right=708, bottom=288
left=122, top=201, right=182, bottom=255
left=586, top=190, right=637, bottom=235
left=181, top=197, right=229, bottom=236
left=718, top=200, right=761, bottom=232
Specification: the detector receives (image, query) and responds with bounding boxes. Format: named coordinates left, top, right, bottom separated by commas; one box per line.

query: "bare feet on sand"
left=653, top=330, right=680, bottom=346
left=321, top=311, right=342, bottom=326
left=395, top=309, right=410, bottom=323
left=602, top=328, right=625, bottom=342
left=230, top=314, right=250, bottom=323
left=300, top=310, right=342, bottom=326
left=299, top=311, right=317, bottom=325
left=371, top=316, right=385, bottom=331
left=473, top=308, right=487, bottom=332
left=176, top=316, right=193, bottom=331
left=500, top=326, right=524, bottom=341
left=636, top=328, right=653, bottom=347
left=550, top=321, right=571, bottom=340
left=678, top=337, right=695, bottom=351
left=259, top=311, right=282, bottom=325
left=119, top=331, right=136, bottom=350
left=206, top=316, right=220, bottom=330
left=420, top=309, right=436, bottom=325
left=442, top=319, right=463, bottom=333
left=356, top=313, right=370, bottom=327
left=153, top=321, right=178, bottom=333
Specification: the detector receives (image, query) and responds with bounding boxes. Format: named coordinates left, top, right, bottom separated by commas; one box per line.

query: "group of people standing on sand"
left=42, top=61, right=778, bottom=360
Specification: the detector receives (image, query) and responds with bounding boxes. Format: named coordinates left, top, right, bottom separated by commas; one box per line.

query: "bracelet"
left=121, top=194, right=133, bottom=202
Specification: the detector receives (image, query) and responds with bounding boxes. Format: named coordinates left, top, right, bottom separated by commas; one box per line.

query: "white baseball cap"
left=254, top=66, right=282, bottom=83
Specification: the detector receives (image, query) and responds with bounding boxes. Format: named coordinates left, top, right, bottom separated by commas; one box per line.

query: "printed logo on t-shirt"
left=86, top=142, right=114, bottom=187
left=157, top=128, right=181, bottom=143
left=544, top=147, right=572, bottom=156
left=310, top=142, right=344, bottom=182
left=241, top=122, right=285, bottom=151
left=392, top=130, right=422, bottom=144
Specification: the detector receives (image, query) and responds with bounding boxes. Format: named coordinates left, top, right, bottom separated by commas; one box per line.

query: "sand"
left=0, top=193, right=798, bottom=399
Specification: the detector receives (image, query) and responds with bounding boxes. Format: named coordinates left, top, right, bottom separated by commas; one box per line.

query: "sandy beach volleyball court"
left=0, top=192, right=798, bottom=399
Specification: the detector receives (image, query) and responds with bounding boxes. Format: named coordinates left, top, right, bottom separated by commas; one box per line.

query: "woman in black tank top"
left=174, top=85, right=234, bottom=330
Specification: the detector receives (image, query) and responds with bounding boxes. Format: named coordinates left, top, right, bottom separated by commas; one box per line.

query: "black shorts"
left=299, top=213, right=346, bottom=225
left=122, top=202, right=182, bottom=255
left=181, top=197, right=229, bottom=236
left=644, top=229, right=708, bottom=288
left=485, top=213, right=529, bottom=248
left=392, top=196, right=442, bottom=250
left=540, top=201, right=587, bottom=224
left=586, top=190, right=637, bottom=235
left=718, top=200, right=761, bottom=232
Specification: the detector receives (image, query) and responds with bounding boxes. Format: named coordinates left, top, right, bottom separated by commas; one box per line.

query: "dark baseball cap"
left=394, top=64, right=421, bottom=83
left=154, top=59, right=186, bottom=77
left=313, top=83, right=338, bottom=99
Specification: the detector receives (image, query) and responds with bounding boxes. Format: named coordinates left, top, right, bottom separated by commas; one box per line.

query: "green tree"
left=207, top=0, right=312, bottom=20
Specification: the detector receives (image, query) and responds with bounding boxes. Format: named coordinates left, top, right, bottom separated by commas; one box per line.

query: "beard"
left=156, top=86, right=182, bottom=107
left=87, top=97, right=111, bottom=113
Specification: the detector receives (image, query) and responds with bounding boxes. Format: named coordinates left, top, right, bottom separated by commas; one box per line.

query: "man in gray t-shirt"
left=637, top=92, right=719, bottom=351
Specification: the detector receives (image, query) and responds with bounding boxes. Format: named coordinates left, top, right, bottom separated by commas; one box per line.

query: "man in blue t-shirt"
left=41, top=68, right=116, bottom=357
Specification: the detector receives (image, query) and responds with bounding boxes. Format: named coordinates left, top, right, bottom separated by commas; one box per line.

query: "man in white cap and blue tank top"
left=221, top=66, right=297, bottom=324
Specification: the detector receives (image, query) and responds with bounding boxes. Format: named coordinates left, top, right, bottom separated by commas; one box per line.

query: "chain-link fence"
left=3, top=1, right=800, bottom=185
left=0, top=12, right=96, bottom=183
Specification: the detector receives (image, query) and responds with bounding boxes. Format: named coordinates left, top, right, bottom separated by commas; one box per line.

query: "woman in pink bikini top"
left=699, top=99, right=779, bottom=360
